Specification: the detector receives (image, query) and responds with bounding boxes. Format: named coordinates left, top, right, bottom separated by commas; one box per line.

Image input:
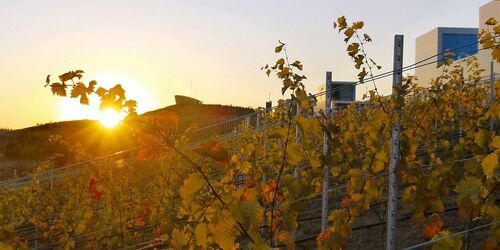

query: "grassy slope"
left=0, top=103, right=254, bottom=180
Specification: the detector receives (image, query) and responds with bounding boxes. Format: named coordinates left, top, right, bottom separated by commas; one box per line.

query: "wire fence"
left=1, top=34, right=499, bottom=249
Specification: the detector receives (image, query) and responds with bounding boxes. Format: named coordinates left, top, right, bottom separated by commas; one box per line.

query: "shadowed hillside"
left=0, top=96, right=254, bottom=179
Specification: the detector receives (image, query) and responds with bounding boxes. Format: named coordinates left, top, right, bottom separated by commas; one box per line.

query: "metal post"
left=490, top=61, right=495, bottom=132
left=321, top=71, right=333, bottom=231
left=294, top=101, right=302, bottom=180
left=459, top=68, right=464, bottom=145
left=256, top=112, right=261, bottom=131
left=387, top=35, right=404, bottom=250
left=50, top=167, right=54, bottom=190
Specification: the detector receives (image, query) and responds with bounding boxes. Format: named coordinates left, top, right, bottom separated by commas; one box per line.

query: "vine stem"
left=62, top=184, right=88, bottom=249
left=156, top=131, right=255, bottom=244
left=354, top=30, right=388, bottom=114
left=269, top=107, right=293, bottom=245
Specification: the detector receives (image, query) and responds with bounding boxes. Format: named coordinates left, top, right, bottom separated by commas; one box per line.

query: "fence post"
left=50, top=167, right=54, bottom=190
left=256, top=112, right=261, bottom=131
left=245, top=116, right=250, bottom=129
left=321, top=71, right=333, bottom=231
left=490, top=61, right=495, bottom=132
left=294, top=100, right=302, bottom=180
left=387, top=35, right=404, bottom=250
left=261, top=101, right=272, bottom=238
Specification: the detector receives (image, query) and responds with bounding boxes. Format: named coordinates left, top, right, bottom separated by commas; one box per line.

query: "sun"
left=98, top=109, right=126, bottom=128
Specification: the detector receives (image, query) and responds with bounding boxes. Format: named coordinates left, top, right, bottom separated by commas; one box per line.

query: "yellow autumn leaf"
left=286, top=142, right=303, bottom=165
left=74, top=220, right=86, bottom=235
left=241, top=161, right=252, bottom=174
left=351, top=193, right=362, bottom=202
left=481, top=152, right=498, bottom=178
left=351, top=21, right=364, bottom=30
left=492, top=46, right=500, bottom=63
left=401, top=185, right=416, bottom=204
left=431, top=230, right=463, bottom=250
left=275, top=44, right=284, bottom=53
left=209, top=213, right=239, bottom=250
left=170, top=228, right=189, bottom=249
left=0, top=244, right=14, bottom=250
left=195, top=223, right=209, bottom=248
left=492, top=136, right=500, bottom=149
left=484, top=204, right=500, bottom=220
left=474, top=129, right=490, bottom=148
left=310, top=156, right=322, bottom=168
left=485, top=17, right=498, bottom=26
left=179, top=173, right=204, bottom=207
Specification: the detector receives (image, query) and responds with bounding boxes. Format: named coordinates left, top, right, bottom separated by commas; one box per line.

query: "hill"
left=0, top=96, right=254, bottom=179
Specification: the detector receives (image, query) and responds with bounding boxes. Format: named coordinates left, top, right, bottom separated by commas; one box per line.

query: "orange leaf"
left=50, top=83, right=66, bottom=96
left=134, top=218, right=146, bottom=227
left=192, top=141, right=230, bottom=164
left=138, top=135, right=167, bottom=160
left=423, top=214, right=443, bottom=238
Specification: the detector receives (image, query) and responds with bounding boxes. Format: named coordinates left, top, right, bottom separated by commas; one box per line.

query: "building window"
left=331, top=84, right=355, bottom=101
left=441, top=33, right=478, bottom=62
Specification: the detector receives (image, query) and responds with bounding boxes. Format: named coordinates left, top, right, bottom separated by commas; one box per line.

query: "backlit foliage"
left=0, top=17, right=499, bottom=249
left=45, top=71, right=137, bottom=115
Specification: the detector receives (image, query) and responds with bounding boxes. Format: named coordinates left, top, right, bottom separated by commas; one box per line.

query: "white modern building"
left=415, top=0, right=500, bottom=87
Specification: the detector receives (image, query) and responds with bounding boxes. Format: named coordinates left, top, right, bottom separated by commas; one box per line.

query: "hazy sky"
left=0, top=0, right=492, bottom=129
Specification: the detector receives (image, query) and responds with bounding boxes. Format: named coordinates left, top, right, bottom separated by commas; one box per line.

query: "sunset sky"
left=0, top=0, right=491, bottom=129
